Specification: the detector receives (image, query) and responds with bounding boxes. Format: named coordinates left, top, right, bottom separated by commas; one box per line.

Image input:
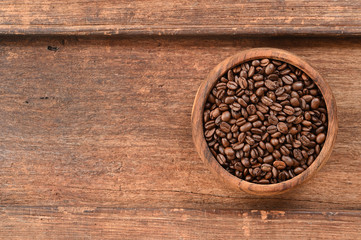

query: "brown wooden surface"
left=192, top=48, right=338, bottom=195
left=0, top=36, right=361, bottom=238
left=1, top=207, right=360, bottom=239
left=1, top=0, right=361, bottom=36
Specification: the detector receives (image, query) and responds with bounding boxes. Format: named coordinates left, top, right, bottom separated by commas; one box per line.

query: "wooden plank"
left=0, top=36, right=361, bottom=210
left=0, top=1, right=361, bottom=36
left=0, top=206, right=360, bottom=239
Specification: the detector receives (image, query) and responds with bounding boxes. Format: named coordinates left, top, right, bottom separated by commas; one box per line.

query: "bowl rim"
left=191, top=47, right=338, bottom=195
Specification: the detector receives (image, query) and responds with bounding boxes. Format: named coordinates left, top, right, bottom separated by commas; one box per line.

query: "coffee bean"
left=273, top=160, right=286, bottom=170
left=292, top=81, right=303, bottom=91
left=271, top=151, right=281, bottom=162
left=302, top=120, right=312, bottom=127
left=263, top=155, right=274, bottom=164
left=241, top=158, right=251, bottom=168
left=277, top=122, right=288, bottom=134
left=260, top=96, right=273, bottom=106
left=217, top=154, right=226, bottom=165
left=316, top=133, right=326, bottom=144
left=240, top=122, right=252, bottom=132
left=282, top=75, right=293, bottom=85
left=294, top=167, right=304, bottom=175
left=245, top=136, right=256, bottom=146
left=224, top=147, right=235, bottom=159
left=283, top=106, right=295, bottom=115
left=270, top=103, right=283, bottom=112
left=267, top=125, right=277, bottom=134
left=280, top=145, right=290, bottom=155
left=261, top=163, right=272, bottom=172
left=302, top=95, right=313, bottom=103
left=282, top=156, right=294, bottom=167
left=268, top=74, right=278, bottom=81
left=252, top=60, right=260, bottom=66
left=270, top=138, right=279, bottom=147
left=247, top=104, right=257, bottom=115
left=224, top=96, right=235, bottom=104
left=265, top=63, right=275, bottom=75
left=220, top=122, right=231, bottom=133
left=260, top=59, right=270, bottom=67
left=265, top=80, right=277, bottom=90
left=293, top=149, right=303, bottom=161
left=275, top=87, right=285, bottom=96
left=205, top=128, right=216, bottom=138
left=268, top=115, right=279, bottom=125
left=221, top=111, right=231, bottom=122
left=290, top=97, right=300, bottom=107
left=311, top=98, right=321, bottom=109
left=253, top=74, right=264, bottom=81
left=239, top=77, right=248, bottom=89
left=205, top=121, right=216, bottom=130
left=204, top=58, right=327, bottom=184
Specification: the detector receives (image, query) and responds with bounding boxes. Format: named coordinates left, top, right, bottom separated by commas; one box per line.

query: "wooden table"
left=1, top=1, right=361, bottom=239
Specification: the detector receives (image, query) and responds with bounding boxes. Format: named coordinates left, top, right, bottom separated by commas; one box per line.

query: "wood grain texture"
left=0, top=0, right=361, bottom=36
left=192, top=48, right=338, bottom=195
left=0, top=36, right=361, bottom=213
left=1, top=206, right=360, bottom=239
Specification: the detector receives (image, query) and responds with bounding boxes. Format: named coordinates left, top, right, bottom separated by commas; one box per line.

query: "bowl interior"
left=191, top=48, right=338, bottom=195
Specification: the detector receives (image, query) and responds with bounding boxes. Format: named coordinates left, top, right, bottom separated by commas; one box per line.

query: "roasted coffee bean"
left=265, top=80, right=277, bottom=90
left=263, top=155, right=274, bottom=164
left=204, top=58, right=327, bottom=184
left=238, top=132, right=246, bottom=143
left=241, top=158, right=251, bottom=168
left=311, top=98, right=321, bottom=109
left=261, top=163, right=272, bottom=172
left=220, top=122, right=231, bottom=133
left=292, top=81, right=304, bottom=91
left=316, top=133, right=326, bottom=144
left=294, top=167, right=304, bottom=175
left=273, top=160, right=286, bottom=170
left=221, top=111, right=231, bottom=122
left=224, top=147, right=235, bottom=160
left=240, top=122, right=252, bottom=132
left=282, top=156, right=294, bottom=167
left=272, top=149, right=281, bottom=159
left=217, top=154, right=226, bottom=165
left=270, top=103, right=283, bottom=112
left=282, top=75, right=293, bottom=85
left=224, top=96, right=235, bottom=104
left=245, top=136, right=256, bottom=146
left=261, top=96, right=273, bottom=106
left=270, top=138, right=279, bottom=147
left=265, top=143, right=274, bottom=153
left=253, top=74, right=264, bottom=81
left=205, top=121, right=216, bottom=130
left=280, top=145, right=290, bottom=155
left=290, top=97, right=300, bottom=107
left=227, top=81, right=238, bottom=90
left=205, top=128, right=216, bottom=138
left=267, top=125, right=278, bottom=134
left=283, top=106, right=295, bottom=115
left=277, top=122, right=288, bottom=134
left=302, top=95, right=313, bottom=103
left=265, top=63, right=275, bottom=75
left=293, top=149, right=303, bottom=161
left=247, top=104, right=257, bottom=115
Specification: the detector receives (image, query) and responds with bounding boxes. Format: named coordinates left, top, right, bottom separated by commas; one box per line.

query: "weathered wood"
left=0, top=1, right=361, bottom=36
left=1, top=207, right=360, bottom=239
left=192, top=48, right=338, bottom=195
left=0, top=36, right=361, bottom=212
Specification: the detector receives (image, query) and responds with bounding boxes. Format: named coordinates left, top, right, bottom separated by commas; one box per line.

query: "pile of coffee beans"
left=203, top=58, right=327, bottom=184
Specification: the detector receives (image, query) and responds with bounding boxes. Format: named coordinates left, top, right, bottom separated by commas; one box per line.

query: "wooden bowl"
left=191, top=48, right=338, bottom=195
